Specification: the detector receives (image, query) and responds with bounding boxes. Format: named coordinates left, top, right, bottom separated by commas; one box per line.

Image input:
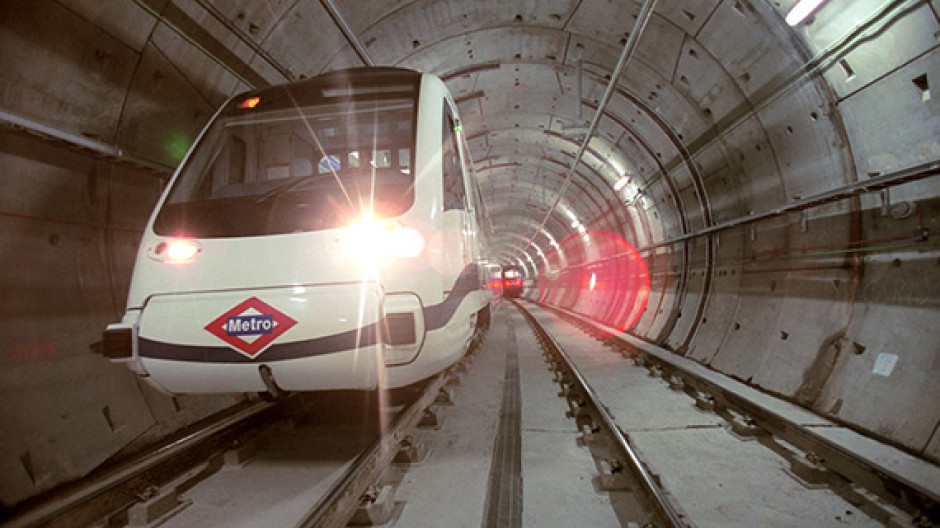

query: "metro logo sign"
left=205, top=297, right=297, bottom=358
left=224, top=314, right=274, bottom=336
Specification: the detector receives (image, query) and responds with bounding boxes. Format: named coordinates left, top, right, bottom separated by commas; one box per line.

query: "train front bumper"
left=104, top=282, right=389, bottom=394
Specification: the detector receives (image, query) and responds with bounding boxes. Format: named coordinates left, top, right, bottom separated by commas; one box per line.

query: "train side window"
left=373, top=149, right=392, bottom=168
left=398, top=148, right=411, bottom=174
left=318, top=154, right=341, bottom=173
left=442, top=102, right=467, bottom=211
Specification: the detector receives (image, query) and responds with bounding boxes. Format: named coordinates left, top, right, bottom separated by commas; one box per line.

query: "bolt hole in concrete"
left=912, top=73, right=930, bottom=101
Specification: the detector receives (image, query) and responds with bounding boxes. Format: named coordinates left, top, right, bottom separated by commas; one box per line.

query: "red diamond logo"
left=205, top=297, right=297, bottom=358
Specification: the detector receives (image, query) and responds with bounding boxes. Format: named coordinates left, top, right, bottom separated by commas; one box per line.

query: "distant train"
left=102, top=67, right=498, bottom=399
left=502, top=265, right=525, bottom=298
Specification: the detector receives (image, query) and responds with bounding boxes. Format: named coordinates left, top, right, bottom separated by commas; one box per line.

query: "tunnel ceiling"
left=1, top=0, right=928, bottom=271
left=3, top=0, right=940, bottom=508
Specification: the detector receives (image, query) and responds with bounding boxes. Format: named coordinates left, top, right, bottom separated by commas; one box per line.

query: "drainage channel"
left=514, top=301, right=693, bottom=528
left=482, top=310, right=522, bottom=528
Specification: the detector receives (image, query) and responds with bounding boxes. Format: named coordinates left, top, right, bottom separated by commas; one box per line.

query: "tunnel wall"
left=0, top=0, right=937, bottom=512
left=0, top=2, right=250, bottom=508
left=536, top=2, right=940, bottom=462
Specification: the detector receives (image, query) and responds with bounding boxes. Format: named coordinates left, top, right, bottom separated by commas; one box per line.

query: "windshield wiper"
left=254, top=174, right=323, bottom=205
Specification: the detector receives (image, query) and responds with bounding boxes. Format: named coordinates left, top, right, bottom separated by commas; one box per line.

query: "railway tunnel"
left=1, top=0, right=938, bottom=525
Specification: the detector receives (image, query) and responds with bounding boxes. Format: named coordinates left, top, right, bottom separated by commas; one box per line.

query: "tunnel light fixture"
left=621, top=183, right=640, bottom=203
left=614, top=175, right=630, bottom=191
left=785, top=0, right=827, bottom=26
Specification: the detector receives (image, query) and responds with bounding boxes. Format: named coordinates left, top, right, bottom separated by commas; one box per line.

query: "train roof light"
left=239, top=96, right=261, bottom=109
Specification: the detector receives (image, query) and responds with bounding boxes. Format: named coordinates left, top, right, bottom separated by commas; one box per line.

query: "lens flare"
left=537, top=231, right=650, bottom=335
left=348, top=217, right=425, bottom=261
left=155, top=238, right=200, bottom=264
left=389, top=226, right=425, bottom=258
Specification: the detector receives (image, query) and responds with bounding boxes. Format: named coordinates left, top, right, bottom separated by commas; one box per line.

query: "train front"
left=102, top=69, right=434, bottom=396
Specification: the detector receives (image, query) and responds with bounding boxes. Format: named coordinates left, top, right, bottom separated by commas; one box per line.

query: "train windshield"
left=153, top=82, right=417, bottom=238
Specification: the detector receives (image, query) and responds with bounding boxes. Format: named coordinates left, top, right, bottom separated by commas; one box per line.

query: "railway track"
left=3, top=359, right=471, bottom=528
left=523, top=300, right=940, bottom=527
left=294, top=365, right=462, bottom=528
left=8, top=301, right=936, bottom=527
left=3, top=401, right=276, bottom=528
left=515, top=300, right=693, bottom=528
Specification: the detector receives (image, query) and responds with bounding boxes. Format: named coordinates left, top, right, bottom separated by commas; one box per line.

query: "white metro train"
left=102, top=67, right=499, bottom=399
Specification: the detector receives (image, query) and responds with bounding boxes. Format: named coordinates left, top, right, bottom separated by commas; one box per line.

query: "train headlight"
left=349, top=218, right=424, bottom=260
left=152, top=238, right=201, bottom=265
left=388, top=225, right=424, bottom=258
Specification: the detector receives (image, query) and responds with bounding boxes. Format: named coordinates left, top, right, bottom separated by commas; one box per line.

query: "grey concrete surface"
left=394, top=303, right=622, bottom=527
left=527, top=303, right=897, bottom=527
left=0, top=0, right=936, bottom=511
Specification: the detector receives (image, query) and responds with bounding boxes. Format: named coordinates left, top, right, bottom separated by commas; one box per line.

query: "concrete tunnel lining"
left=0, top=0, right=937, bottom=509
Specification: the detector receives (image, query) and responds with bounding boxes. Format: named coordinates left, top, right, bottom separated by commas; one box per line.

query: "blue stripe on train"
left=139, top=264, right=483, bottom=363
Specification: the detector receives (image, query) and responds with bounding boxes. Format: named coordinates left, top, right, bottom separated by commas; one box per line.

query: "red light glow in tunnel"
left=537, top=231, right=650, bottom=335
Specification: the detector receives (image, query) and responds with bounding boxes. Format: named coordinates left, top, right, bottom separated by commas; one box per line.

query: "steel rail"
left=319, top=0, right=375, bottom=67
left=192, top=0, right=297, bottom=82
left=521, top=0, right=659, bottom=255
left=131, top=0, right=258, bottom=89
left=4, top=402, right=273, bottom=528
left=0, top=109, right=173, bottom=177
left=515, top=301, right=689, bottom=528
left=539, top=302, right=940, bottom=524
left=638, top=159, right=940, bottom=252
left=294, top=370, right=452, bottom=528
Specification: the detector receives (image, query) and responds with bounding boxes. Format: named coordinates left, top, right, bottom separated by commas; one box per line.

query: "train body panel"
left=103, top=67, right=497, bottom=396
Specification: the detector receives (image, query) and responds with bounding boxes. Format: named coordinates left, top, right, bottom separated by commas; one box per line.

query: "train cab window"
left=193, top=134, right=249, bottom=200
left=442, top=102, right=467, bottom=211
left=154, top=79, right=419, bottom=238
left=227, top=137, right=247, bottom=185
left=398, top=148, right=411, bottom=174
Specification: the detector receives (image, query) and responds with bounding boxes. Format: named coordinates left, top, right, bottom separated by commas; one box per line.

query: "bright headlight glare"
left=389, top=226, right=424, bottom=257
left=349, top=218, right=424, bottom=259
left=154, top=238, right=201, bottom=264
